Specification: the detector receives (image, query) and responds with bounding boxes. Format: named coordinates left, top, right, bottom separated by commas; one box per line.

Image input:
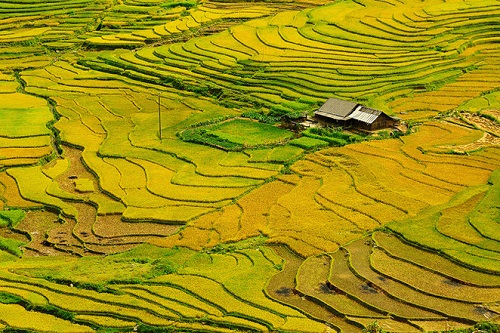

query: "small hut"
left=314, top=98, right=399, bottom=131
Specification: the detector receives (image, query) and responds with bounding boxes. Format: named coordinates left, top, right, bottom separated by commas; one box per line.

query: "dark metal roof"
left=314, top=98, right=357, bottom=120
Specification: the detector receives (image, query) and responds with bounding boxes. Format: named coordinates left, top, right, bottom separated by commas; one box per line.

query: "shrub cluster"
left=144, top=258, right=178, bottom=279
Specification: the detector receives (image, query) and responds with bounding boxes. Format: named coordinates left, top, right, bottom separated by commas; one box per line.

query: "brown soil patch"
left=0, top=227, right=28, bottom=243
left=15, top=210, right=70, bottom=257
left=46, top=216, right=87, bottom=256
left=73, top=203, right=175, bottom=255
left=3, top=144, right=190, bottom=257
left=55, top=146, right=98, bottom=195
left=461, top=112, right=500, bottom=136
left=446, top=132, right=500, bottom=153
left=39, top=145, right=180, bottom=256
left=482, top=110, right=500, bottom=121
left=94, top=214, right=179, bottom=239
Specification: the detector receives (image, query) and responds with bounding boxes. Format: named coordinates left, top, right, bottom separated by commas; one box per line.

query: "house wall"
left=314, top=113, right=398, bottom=131
left=371, top=114, right=398, bottom=130
left=352, top=115, right=398, bottom=131
left=315, top=115, right=350, bottom=127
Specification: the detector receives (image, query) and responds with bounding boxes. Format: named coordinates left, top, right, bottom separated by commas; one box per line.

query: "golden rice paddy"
left=0, top=0, right=499, bottom=331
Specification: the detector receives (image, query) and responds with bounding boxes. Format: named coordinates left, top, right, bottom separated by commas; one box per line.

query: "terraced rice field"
left=0, top=0, right=499, bottom=332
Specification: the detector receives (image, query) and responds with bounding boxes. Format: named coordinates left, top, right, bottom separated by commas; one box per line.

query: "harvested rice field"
left=0, top=0, right=499, bottom=332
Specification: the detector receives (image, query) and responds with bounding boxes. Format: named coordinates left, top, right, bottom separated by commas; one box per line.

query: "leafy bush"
left=474, top=322, right=499, bottom=333
left=151, top=262, right=177, bottom=275
left=363, top=321, right=386, bottom=333
left=143, top=258, right=178, bottom=279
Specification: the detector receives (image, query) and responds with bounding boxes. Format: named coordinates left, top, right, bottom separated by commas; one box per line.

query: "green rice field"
left=0, top=0, right=500, bottom=332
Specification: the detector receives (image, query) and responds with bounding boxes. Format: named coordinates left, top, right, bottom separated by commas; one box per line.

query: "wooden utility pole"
left=158, top=92, right=162, bottom=140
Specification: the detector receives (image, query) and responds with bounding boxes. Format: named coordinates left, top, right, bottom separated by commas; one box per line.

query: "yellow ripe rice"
left=0, top=303, right=92, bottom=333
